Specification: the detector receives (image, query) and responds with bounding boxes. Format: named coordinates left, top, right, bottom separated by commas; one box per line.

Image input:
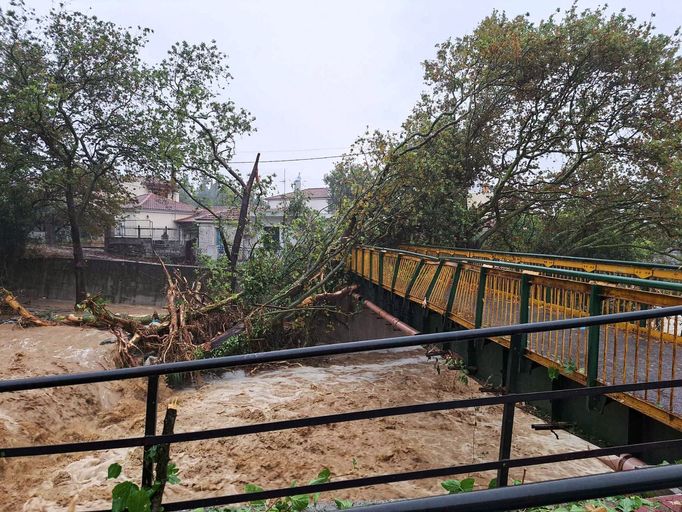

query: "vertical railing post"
left=142, top=374, right=159, bottom=487
left=424, top=260, right=445, bottom=307
left=519, top=274, right=531, bottom=347
left=378, top=251, right=385, bottom=288
left=422, top=259, right=445, bottom=330
left=368, top=249, right=374, bottom=284
left=474, top=267, right=489, bottom=329
left=442, top=263, right=462, bottom=329
left=587, top=284, right=603, bottom=388
left=404, top=258, right=425, bottom=301
left=496, top=400, right=516, bottom=488
left=506, top=333, right=524, bottom=393
left=639, top=288, right=650, bottom=327
left=391, top=254, right=402, bottom=294
left=360, top=247, right=366, bottom=278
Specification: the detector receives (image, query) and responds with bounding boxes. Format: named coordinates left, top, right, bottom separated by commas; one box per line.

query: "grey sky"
left=23, top=0, right=682, bottom=194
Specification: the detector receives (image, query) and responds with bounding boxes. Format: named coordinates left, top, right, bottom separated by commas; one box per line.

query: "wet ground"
left=0, top=303, right=610, bottom=511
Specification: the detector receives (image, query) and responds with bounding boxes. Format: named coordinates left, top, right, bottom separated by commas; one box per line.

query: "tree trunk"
left=229, top=153, right=260, bottom=291
left=45, top=215, right=56, bottom=246
left=150, top=404, right=178, bottom=512
left=65, top=184, right=87, bottom=305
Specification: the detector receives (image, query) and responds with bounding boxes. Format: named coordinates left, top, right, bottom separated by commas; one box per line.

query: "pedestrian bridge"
left=349, top=245, right=682, bottom=435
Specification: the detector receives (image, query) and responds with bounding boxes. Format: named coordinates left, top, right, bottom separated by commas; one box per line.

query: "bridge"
left=350, top=245, right=682, bottom=446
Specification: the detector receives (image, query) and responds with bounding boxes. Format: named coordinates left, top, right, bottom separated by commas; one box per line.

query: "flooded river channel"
left=0, top=308, right=609, bottom=511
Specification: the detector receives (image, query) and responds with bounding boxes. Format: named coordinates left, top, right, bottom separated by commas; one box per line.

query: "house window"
left=216, top=228, right=225, bottom=255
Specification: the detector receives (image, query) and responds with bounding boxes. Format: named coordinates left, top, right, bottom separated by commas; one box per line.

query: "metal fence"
left=400, top=243, right=682, bottom=284
left=2, top=306, right=682, bottom=511
left=352, top=246, right=682, bottom=429
left=112, top=221, right=183, bottom=241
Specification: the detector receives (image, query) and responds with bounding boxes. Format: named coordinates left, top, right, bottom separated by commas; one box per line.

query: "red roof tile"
left=175, top=206, right=240, bottom=223
left=130, top=193, right=195, bottom=213
left=266, top=187, right=330, bottom=201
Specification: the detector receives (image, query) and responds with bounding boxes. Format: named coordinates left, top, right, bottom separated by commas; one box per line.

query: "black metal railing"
left=3, top=305, right=682, bottom=512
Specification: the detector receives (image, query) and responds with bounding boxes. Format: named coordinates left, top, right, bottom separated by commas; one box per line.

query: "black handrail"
left=3, top=305, right=681, bottom=393
left=3, top=305, right=682, bottom=511
left=350, top=463, right=682, bottom=512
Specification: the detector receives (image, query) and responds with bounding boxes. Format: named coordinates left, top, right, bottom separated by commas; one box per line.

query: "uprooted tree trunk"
left=229, top=154, right=260, bottom=291
left=1, top=288, right=54, bottom=327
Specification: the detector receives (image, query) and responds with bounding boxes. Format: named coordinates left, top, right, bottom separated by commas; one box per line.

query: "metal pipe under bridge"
left=349, top=245, right=682, bottom=443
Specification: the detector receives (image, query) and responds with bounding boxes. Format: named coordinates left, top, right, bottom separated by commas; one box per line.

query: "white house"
left=109, top=180, right=332, bottom=261
left=113, top=192, right=196, bottom=241
left=110, top=180, right=242, bottom=261
left=264, top=187, right=331, bottom=217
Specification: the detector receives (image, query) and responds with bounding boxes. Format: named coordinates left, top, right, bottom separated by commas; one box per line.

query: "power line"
left=233, top=146, right=349, bottom=154
left=230, top=154, right=345, bottom=164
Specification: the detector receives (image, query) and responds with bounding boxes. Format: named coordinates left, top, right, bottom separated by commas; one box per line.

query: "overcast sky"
left=24, top=0, right=682, bottom=194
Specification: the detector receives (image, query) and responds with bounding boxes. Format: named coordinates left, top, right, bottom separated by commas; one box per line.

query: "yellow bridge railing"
left=401, top=244, right=682, bottom=284
left=350, top=246, right=682, bottom=430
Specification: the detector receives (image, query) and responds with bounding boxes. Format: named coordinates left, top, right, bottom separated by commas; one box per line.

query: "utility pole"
left=280, top=168, right=287, bottom=196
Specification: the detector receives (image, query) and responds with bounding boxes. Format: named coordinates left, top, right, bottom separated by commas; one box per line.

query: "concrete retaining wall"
left=3, top=257, right=199, bottom=306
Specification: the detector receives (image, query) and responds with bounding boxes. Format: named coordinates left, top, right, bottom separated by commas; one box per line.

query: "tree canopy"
left=329, top=5, right=682, bottom=260
left=0, top=1, right=154, bottom=301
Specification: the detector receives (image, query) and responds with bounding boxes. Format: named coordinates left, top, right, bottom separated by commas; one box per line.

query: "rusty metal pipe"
left=598, top=454, right=648, bottom=472
left=352, top=293, right=420, bottom=336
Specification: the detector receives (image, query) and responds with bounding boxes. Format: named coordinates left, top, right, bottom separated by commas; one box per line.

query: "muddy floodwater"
left=0, top=316, right=610, bottom=511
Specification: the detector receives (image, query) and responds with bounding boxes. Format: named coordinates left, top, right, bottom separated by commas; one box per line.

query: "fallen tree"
left=0, top=267, right=359, bottom=370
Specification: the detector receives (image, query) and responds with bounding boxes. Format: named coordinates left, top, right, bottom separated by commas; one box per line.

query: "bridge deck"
left=351, top=247, right=682, bottom=430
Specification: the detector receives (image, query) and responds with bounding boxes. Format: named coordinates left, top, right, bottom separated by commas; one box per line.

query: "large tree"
left=330, top=6, right=682, bottom=259
left=148, top=41, right=261, bottom=290
left=0, top=1, right=153, bottom=303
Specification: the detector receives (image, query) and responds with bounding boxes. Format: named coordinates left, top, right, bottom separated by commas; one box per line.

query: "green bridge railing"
left=351, top=246, right=682, bottom=431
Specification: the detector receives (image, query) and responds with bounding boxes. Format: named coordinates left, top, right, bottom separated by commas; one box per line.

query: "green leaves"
left=108, top=463, right=122, bottom=479
left=166, top=462, right=181, bottom=485
left=238, top=468, right=348, bottom=512
left=107, top=460, right=180, bottom=512
left=111, top=481, right=152, bottom=512
left=309, top=467, right=331, bottom=485
left=244, top=483, right=266, bottom=508
left=441, top=477, right=475, bottom=494
left=334, top=498, right=354, bottom=509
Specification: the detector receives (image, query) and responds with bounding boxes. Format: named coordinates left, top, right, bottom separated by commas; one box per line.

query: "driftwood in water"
left=1, top=288, right=54, bottom=327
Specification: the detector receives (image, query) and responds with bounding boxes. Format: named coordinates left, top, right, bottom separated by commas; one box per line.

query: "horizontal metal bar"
left=401, top=243, right=682, bottom=271
left=85, top=438, right=682, bottom=512
left=3, top=304, right=681, bottom=393
left=350, top=462, right=682, bottom=512
left=365, top=246, right=682, bottom=292
left=4, top=378, right=682, bottom=458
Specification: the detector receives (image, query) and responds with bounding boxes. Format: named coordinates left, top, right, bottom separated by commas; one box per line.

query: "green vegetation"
left=523, top=495, right=661, bottom=512
left=327, top=5, right=682, bottom=261
left=107, top=461, right=181, bottom=512
left=440, top=476, right=660, bottom=512
left=0, top=1, right=155, bottom=302
left=191, top=468, right=353, bottom=512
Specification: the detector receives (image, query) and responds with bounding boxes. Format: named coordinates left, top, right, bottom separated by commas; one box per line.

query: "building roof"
left=266, top=187, right=330, bottom=201
left=128, top=193, right=195, bottom=213
left=175, top=206, right=240, bottom=223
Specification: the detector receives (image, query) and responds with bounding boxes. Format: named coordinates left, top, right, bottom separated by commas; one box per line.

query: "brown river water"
left=0, top=315, right=609, bottom=511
